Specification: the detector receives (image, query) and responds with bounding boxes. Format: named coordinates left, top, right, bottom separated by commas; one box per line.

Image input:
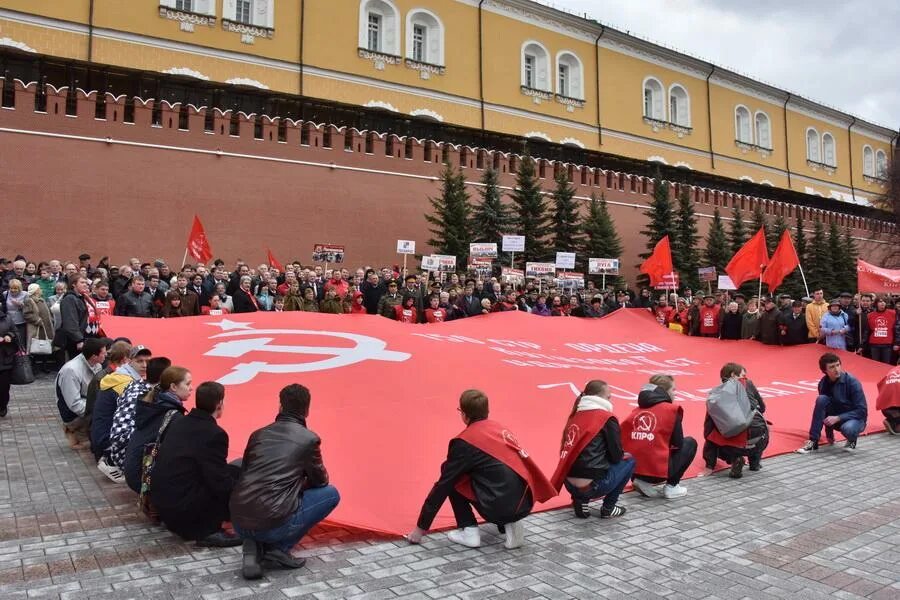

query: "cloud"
left=548, top=0, right=898, bottom=130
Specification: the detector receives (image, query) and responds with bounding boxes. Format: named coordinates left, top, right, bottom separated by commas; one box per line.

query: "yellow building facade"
left=0, top=0, right=895, bottom=205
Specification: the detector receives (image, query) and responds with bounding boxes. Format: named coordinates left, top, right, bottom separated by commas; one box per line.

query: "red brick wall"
left=1, top=80, right=896, bottom=282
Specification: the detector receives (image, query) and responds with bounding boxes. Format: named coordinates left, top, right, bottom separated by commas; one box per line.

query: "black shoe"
left=261, top=548, right=306, bottom=570
left=748, top=461, right=762, bottom=472
left=0, top=408, right=7, bottom=418
left=196, top=530, right=242, bottom=548
left=573, top=502, right=591, bottom=519
left=729, top=458, right=744, bottom=479
left=241, top=540, right=263, bottom=580
left=599, top=505, right=627, bottom=519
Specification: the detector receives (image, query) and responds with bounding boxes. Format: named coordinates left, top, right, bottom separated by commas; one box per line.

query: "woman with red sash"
left=876, top=365, right=900, bottom=435
left=621, top=374, right=697, bottom=499
left=551, top=380, right=634, bottom=519
left=701, top=363, right=769, bottom=479
left=406, top=390, right=555, bottom=550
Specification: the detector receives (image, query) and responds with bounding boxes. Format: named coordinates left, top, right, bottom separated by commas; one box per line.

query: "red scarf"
left=550, top=408, right=613, bottom=491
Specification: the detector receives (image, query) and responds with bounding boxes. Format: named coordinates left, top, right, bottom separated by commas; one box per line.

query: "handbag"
left=11, top=352, right=35, bottom=385
left=29, top=323, right=52, bottom=355
left=138, top=410, right=178, bottom=523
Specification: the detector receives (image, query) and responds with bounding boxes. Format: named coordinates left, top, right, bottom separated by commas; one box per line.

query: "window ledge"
left=521, top=85, right=554, bottom=105
left=404, top=58, right=445, bottom=80
left=735, top=140, right=772, bottom=158
left=863, top=174, right=888, bottom=186
left=359, top=48, right=402, bottom=70
left=806, top=159, right=836, bottom=174
left=158, top=5, right=216, bottom=29
left=555, top=93, right=584, bottom=112
left=668, top=122, right=692, bottom=138
left=642, top=116, right=667, bottom=132
left=222, top=18, right=274, bottom=40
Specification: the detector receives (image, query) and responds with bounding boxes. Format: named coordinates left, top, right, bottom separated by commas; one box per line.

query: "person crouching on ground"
left=406, top=389, right=555, bottom=550
left=876, top=365, right=900, bottom=436
left=796, top=353, right=867, bottom=454
left=621, top=374, right=697, bottom=499
left=550, top=380, right=633, bottom=519
left=230, top=384, right=339, bottom=580
left=701, top=363, right=769, bottom=479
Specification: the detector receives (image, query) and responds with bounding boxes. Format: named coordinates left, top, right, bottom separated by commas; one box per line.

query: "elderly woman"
left=3, top=279, right=28, bottom=350
left=740, top=298, right=760, bottom=340
left=23, top=284, right=54, bottom=372
left=719, top=301, right=743, bottom=340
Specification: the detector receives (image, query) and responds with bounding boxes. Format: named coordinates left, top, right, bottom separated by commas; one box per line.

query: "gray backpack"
left=707, top=378, right=755, bottom=437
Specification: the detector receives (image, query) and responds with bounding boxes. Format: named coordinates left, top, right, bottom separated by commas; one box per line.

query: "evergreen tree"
left=425, top=163, right=472, bottom=264
left=841, top=227, right=859, bottom=294
left=750, top=203, right=769, bottom=253
left=470, top=168, right=511, bottom=245
left=768, top=214, right=788, bottom=252
left=550, top=169, right=582, bottom=258
left=510, top=155, right=551, bottom=263
left=783, top=211, right=808, bottom=299
left=826, top=221, right=845, bottom=297
left=729, top=206, right=748, bottom=256
left=673, top=187, right=701, bottom=291
left=704, top=207, right=729, bottom=273
left=580, top=193, right=623, bottom=289
left=637, top=179, right=675, bottom=287
left=805, top=218, right=832, bottom=295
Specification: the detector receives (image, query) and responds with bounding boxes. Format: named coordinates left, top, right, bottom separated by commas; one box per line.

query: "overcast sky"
left=548, top=0, right=898, bottom=131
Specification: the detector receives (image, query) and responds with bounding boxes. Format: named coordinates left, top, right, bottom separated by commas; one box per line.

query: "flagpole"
left=181, top=248, right=188, bottom=269
left=797, top=263, right=811, bottom=298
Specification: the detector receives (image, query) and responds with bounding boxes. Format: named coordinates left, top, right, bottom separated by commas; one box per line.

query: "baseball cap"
left=129, top=345, right=152, bottom=358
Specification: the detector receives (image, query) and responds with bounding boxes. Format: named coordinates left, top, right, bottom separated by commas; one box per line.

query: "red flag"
left=639, top=235, right=674, bottom=287
left=761, top=230, right=799, bottom=294
left=266, top=248, right=284, bottom=272
left=725, top=228, right=769, bottom=288
left=186, top=215, right=213, bottom=264
left=857, top=259, right=900, bottom=294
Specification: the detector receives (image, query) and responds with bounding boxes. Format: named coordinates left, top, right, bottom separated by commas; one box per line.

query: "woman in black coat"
left=150, top=382, right=241, bottom=546
left=0, top=307, right=19, bottom=417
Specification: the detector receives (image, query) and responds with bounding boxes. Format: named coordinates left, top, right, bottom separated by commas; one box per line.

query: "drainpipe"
left=595, top=26, right=606, bottom=147
left=478, top=0, right=486, bottom=138
left=88, top=0, right=95, bottom=62
left=298, top=0, right=305, bottom=97
left=705, top=64, right=715, bottom=169
left=847, top=116, right=856, bottom=204
left=782, top=93, right=792, bottom=189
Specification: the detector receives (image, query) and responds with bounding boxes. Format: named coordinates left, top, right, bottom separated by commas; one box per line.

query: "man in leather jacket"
left=230, top=384, right=340, bottom=580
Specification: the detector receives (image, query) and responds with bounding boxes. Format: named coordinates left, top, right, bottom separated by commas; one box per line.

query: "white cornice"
left=0, top=37, right=36, bottom=53
left=225, top=77, right=269, bottom=89
left=163, top=67, right=210, bottom=80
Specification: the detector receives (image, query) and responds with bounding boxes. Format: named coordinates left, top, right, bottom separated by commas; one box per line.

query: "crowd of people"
left=0, top=252, right=898, bottom=581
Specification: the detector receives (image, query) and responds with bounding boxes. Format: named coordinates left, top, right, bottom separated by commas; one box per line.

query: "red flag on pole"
left=639, top=235, right=674, bottom=287
left=266, top=248, right=284, bottom=272
left=761, top=230, right=800, bottom=294
left=186, top=215, right=213, bottom=264
left=725, top=228, right=769, bottom=288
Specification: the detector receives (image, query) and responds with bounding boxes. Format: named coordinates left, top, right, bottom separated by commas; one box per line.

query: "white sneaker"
left=97, top=456, right=124, bottom=483
left=503, top=520, right=524, bottom=549
left=662, top=484, right=687, bottom=499
left=632, top=478, right=663, bottom=498
left=447, top=526, right=481, bottom=548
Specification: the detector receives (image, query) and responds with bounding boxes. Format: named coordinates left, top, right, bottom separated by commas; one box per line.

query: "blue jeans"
left=564, top=457, right=635, bottom=510
left=809, top=395, right=866, bottom=443
left=234, top=485, right=340, bottom=552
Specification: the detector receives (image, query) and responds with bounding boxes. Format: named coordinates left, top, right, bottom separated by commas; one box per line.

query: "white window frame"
left=862, top=145, right=874, bottom=176
left=521, top=41, right=550, bottom=91
left=754, top=111, right=771, bottom=150
left=235, top=0, right=251, bottom=24
left=405, top=8, right=444, bottom=66
left=358, top=0, right=400, bottom=55
left=875, top=149, right=887, bottom=178
left=806, top=127, right=820, bottom=162
left=523, top=55, right=535, bottom=88
left=555, top=51, right=583, bottom=100
left=734, top=105, right=752, bottom=144
left=162, top=0, right=216, bottom=15
left=822, top=132, right=836, bottom=167
left=222, top=0, right=274, bottom=27
left=368, top=13, right=381, bottom=51
left=642, top=76, right=665, bottom=121
left=668, top=84, right=690, bottom=127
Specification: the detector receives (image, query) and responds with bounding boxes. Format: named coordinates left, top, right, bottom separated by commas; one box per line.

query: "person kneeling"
left=621, top=375, right=697, bottom=499
left=877, top=365, right=900, bottom=436
left=551, top=380, right=634, bottom=519
left=796, top=353, right=867, bottom=453
left=150, top=382, right=241, bottom=547
left=407, top=390, right=555, bottom=549
left=230, top=384, right=340, bottom=580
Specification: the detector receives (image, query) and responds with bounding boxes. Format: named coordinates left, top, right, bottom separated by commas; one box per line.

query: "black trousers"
left=447, top=489, right=530, bottom=529
left=0, top=368, right=11, bottom=413
left=702, top=424, right=769, bottom=469
left=884, top=407, right=900, bottom=428
left=640, top=437, right=698, bottom=486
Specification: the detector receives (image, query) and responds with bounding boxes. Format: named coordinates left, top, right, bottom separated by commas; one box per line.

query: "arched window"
left=754, top=111, right=771, bottom=149
left=642, top=77, right=664, bottom=120
left=668, top=84, right=690, bottom=127
left=521, top=41, right=550, bottom=91
left=806, top=128, right=820, bottom=162
left=863, top=145, right=874, bottom=176
left=734, top=105, right=752, bottom=143
left=556, top=51, right=583, bottom=99
left=359, top=0, right=400, bottom=55
left=822, top=132, right=836, bottom=167
left=875, top=150, right=888, bottom=178
left=406, top=9, right=444, bottom=65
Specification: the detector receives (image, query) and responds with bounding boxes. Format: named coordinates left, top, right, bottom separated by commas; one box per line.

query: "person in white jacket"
left=55, top=338, right=105, bottom=448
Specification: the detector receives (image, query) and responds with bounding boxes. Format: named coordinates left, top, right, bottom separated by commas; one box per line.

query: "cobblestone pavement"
left=1, top=376, right=898, bottom=600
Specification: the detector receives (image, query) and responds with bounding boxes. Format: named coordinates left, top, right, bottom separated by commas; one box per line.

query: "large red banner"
left=858, top=259, right=900, bottom=294
left=103, top=310, right=890, bottom=535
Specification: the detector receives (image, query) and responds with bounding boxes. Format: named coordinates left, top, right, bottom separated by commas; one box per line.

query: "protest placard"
left=469, top=242, right=498, bottom=258
left=312, top=243, right=345, bottom=263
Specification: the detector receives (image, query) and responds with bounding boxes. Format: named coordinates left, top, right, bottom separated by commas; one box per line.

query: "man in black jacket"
left=231, top=276, right=259, bottom=314
left=778, top=301, right=809, bottom=346
left=151, top=382, right=241, bottom=547
left=360, top=270, right=386, bottom=315
left=230, top=384, right=339, bottom=580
